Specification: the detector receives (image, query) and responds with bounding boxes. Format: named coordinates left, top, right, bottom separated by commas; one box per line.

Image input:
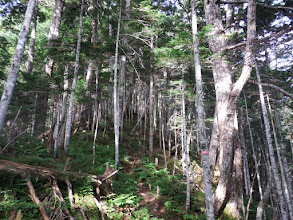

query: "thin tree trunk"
left=149, top=72, right=154, bottom=156
left=181, top=70, right=190, bottom=210
left=274, top=108, right=293, bottom=212
left=267, top=95, right=293, bottom=219
left=256, top=181, right=271, bottom=220
left=239, top=108, right=251, bottom=197
left=114, top=0, right=122, bottom=170
left=255, top=59, right=288, bottom=220
left=119, top=55, right=126, bottom=138
left=0, top=0, right=37, bottom=134
left=64, top=0, right=84, bottom=154
left=191, top=0, right=214, bottom=218
left=244, top=92, right=263, bottom=199
left=26, top=3, right=37, bottom=74
left=53, top=94, right=61, bottom=159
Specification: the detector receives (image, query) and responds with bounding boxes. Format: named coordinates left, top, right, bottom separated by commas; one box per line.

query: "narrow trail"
left=122, top=149, right=167, bottom=219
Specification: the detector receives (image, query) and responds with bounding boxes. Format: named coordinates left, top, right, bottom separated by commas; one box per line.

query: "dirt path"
left=122, top=150, right=166, bottom=219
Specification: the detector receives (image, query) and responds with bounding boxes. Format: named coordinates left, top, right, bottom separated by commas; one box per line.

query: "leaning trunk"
left=0, top=0, right=37, bottom=134
left=255, top=60, right=288, bottom=220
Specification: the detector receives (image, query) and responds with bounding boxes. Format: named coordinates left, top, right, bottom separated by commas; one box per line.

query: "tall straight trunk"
left=191, top=0, right=214, bottom=218
left=256, top=182, right=271, bottom=220
left=119, top=55, right=126, bottom=138
left=64, top=0, right=84, bottom=155
left=274, top=109, right=293, bottom=212
left=244, top=92, right=263, bottom=199
left=239, top=109, right=251, bottom=197
left=204, top=0, right=256, bottom=215
left=26, top=3, right=37, bottom=74
left=53, top=94, right=61, bottom=159
left=267, top=96, right=293, bottom=219
left=255, top=60, right=288, bottom=220
left=84, top=0, right=100, bottom=126
left=27, top=4, right=38, bottom=135
left=0, top=0, right=36, bottom=134
left=181, top=70, right=190, bottom=210
left=35, top=0, right=64, bottom=132
left=114, top=0, right=122, bottom=170
left=149, top=72, right=154, bottom=156
left=57, top=65, right=69, bottom=148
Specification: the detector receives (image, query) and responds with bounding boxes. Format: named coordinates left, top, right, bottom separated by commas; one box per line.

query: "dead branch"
left=26, top=177, right=50, bottom=220
left=248, top=80, right=293, bottom=100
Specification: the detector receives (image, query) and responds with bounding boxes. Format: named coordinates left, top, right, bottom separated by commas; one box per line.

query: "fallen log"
left=0, top=159, right=117, bottom=219
left=0, top=159, right=101, bottom=181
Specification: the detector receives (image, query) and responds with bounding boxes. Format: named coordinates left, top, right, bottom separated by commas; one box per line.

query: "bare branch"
left=248, top=80, right=293, bottom=100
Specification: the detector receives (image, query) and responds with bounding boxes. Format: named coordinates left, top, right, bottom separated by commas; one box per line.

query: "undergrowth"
left=0, top=126, right=253, bottom=219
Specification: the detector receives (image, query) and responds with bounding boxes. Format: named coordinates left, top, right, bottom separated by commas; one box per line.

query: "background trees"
left=0, top=0, right=292, bottom=219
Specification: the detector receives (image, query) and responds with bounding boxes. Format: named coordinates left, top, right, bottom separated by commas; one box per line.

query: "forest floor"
left=0, top=128, right=209, bottom=220
left=122, top=148, right=167, bottom=219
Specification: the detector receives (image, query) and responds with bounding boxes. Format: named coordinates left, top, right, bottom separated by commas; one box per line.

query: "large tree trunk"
left=0, top=0, right=37, bottom=135
left=191, top=0, right=214, bottom=218
left=64, top=0, right=84, bottom=154
left=204, top=0, right=256, bottom=216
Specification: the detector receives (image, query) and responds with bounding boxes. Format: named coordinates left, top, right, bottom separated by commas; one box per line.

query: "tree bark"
left=26, top=3, right=37, bottom=75
left=181, top=70, right=190, bottom=210
left=26, top=177, right=50, bottom=220
left=256, top=182, right=271, bottom=220
left=204, top=0, right=256, bottom=215
left=149, top=72, right=154, bottom=156
left=64, top=0, right=84, bottom=154
left=114, top=0, right=122, bottom=170
left=255, top=60, right=288, bottom=220
left=191, top=0, right=214, bottom=218
left=0, top=0, right=37, bottom=134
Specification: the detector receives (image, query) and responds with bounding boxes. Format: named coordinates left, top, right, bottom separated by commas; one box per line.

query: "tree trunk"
left=239, top=108, right=251, bottom=197
left=53, top=94, right=61, bottom=158
left=119, top=55, right=126, bottom=138
left=255, top=60, right=288, bottom=220
left=181, top=70, right=190, bottom=210
left=191, top=0, right=214, bottom=218
left=0, top=0, right=37, bottom=134
left=204, top=0, right=256, bottom=215
left=26, top=3, right=37, bottom=74
left=256, top=182, right=271, bottom=220
left=244, top=92, right=263, bottom=199
left=114, top=0, right=122, bottom=170
left=64, top=0, right=84, bottom=154
left=274, top=108, right=293, bottom=212
left=267, top=96, right=293, bottom=219
left=149, top=72, right=154, bottom=156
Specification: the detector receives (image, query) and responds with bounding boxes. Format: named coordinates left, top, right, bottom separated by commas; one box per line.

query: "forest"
left=0, top=0, right=292, bottom=219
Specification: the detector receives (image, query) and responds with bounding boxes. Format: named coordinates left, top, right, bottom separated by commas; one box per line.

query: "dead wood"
left=0, top=159, right=98, bottom=181
left=26, top=177, right=50, bottom=220
left=52, top=179, right=74, bottom=220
